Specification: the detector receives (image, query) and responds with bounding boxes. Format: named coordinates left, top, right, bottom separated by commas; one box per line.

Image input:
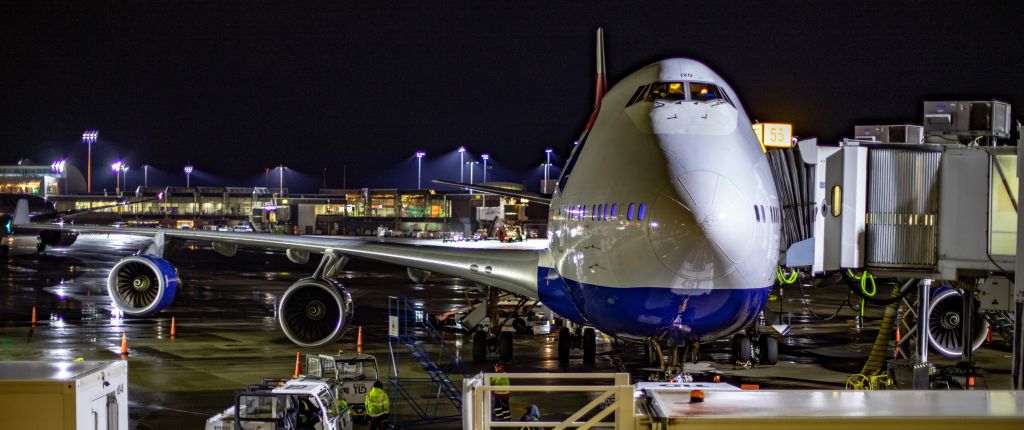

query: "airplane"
left=9, top=28, right=783, bottom=368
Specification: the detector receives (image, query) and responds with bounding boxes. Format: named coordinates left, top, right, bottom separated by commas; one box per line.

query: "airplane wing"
left=15, top=222, right=543, bottom=300
left=431, top=179, right=551, bottom=205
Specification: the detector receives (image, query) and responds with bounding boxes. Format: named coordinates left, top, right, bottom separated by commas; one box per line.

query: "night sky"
left=2, top=1, right=1021, bottom=193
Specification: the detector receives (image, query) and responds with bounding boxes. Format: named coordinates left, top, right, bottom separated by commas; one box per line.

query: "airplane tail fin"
left=13, top=199, right=30, bottom=225
left=579, top=27, right=608, bottom=143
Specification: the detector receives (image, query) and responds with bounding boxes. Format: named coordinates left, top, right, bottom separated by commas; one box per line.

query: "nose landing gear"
left=557, top=325, right=597, bottom=366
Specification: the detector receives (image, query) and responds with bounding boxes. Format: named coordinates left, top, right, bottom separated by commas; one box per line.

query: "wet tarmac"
left=1, top=235, right=1016, bottom=428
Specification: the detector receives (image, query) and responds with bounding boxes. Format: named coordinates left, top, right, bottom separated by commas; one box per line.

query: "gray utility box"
left=854, top=124, right=924, bottom=144
left=0, top=361, right=128, bottom=430
left=923, top=100, right=1011, bottom=139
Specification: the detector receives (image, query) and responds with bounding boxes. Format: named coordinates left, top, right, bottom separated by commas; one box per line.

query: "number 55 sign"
left=752, top=122, right=794, bottom=149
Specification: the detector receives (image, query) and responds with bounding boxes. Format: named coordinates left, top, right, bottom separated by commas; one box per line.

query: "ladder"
left=982, top=311, right=1016, bottom=344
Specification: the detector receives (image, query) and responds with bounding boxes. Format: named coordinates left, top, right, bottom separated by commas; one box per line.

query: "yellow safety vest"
left=490, top=374, right=510, bottom=395
left=365, top=387, right=390, bottom=417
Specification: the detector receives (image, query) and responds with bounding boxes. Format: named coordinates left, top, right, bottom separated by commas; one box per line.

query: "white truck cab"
left=205, top=378, right=351, bottom=430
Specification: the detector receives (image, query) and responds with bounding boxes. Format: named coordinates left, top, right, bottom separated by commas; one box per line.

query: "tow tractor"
left=205, top=377, right=353, bottom=430
left=305, top=353, right=381, bottom=421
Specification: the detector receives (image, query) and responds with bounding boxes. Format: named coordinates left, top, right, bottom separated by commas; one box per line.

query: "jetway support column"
left=917, top=279, right=932, bottom=364
left=1014, top=121, right=1024, bottom=390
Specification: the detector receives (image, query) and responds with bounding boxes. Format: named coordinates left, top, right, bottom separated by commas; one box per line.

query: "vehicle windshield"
left=338, top=360, right=377, bottom=379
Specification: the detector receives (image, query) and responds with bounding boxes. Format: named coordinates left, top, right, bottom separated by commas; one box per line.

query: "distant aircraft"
left=11, top=29, right=782, bottom=368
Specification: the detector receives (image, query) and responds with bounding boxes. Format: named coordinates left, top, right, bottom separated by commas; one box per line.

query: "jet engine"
left=278, top=278, right=354, bottom=347
left=107, top=255, right=179, bottom=316
left=928, top=287, right=989, bottom=359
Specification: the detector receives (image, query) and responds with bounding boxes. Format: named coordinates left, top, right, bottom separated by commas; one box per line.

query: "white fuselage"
left=539, top=59, right=781, bottom=342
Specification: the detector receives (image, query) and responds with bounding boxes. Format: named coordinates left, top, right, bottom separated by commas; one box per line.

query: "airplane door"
left=822, top=146, right=867, bottom=271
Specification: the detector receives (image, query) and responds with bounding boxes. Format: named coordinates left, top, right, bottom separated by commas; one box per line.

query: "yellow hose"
left=847, top=284, right=900, bottom=389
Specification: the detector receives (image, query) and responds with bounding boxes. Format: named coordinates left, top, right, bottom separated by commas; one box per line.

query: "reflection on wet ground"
left=0, top=235, right=1015, bottom=428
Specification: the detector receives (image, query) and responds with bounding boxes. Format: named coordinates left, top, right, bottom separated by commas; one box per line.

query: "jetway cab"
left=780, top=100, right=1019, bottom=359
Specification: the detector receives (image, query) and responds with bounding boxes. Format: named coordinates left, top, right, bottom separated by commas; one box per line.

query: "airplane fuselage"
left=538, top=59, right=781, bottom=343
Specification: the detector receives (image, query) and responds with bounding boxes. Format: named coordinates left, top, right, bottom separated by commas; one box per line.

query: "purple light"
left=51, top=160, right=66, bottom=173
left=481, top=153, right=489, bottom=160
left=457, top=146, right=466, bottom=153
left=545, top=148, right=553, bottom=153
left=415, top=151, right=426, bottom=158
left=184, top=164, right=194, bottom=174
left=81, top=130, right=99, bottom=143
left=110, top=161, right=123, bottom=172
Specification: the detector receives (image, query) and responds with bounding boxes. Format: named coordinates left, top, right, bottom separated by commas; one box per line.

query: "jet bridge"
left=770, top=100, right=1022, bottom=389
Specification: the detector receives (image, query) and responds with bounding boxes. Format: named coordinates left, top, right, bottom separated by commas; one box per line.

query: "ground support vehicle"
left=205, top=378, right=352, bottom=430
left=0, top=361, right=128, bottom=430
left=305, top=353, right=381, bottom=422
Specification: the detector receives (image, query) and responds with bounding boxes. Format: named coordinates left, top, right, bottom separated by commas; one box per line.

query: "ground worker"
left=519, top=404, right=541, bottom=430
left=365, top=380, right=390, bottom=430
left=490, top=363, right=511, bottom=421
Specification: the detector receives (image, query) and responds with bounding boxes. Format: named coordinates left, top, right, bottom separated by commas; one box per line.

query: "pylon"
left=120, top=333, right=128, bottom=356
left=31, top=306, right=37, bottom=326
left=894, top=326, right=901, bottom=357
left=170, top=316, right=177, bottom=337
left=356, top=325, right=363, bottom=354
left=293, top=352, right=301, bottom=378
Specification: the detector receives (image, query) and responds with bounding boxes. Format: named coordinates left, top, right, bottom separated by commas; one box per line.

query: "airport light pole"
left=457, top=146, right=466, bottom=183
left=278, top=165, right=285, bottom=196
left=544, top=148, right=553, bottom=193
left=466, top=161, right=479, bottom=194
left=481, top=153, right=489, bottom=184
left=111, top=161, right=123, bottom=194
left=82, top=130, right=98, bottom=193
left=143, top=165, right=149, bottom=188
left=415, top=151, right=426, bottom=189
left=184, top=163, right=193, bottom=188
left=51, top=160, right=66, bottom=195
left=121, top=164, right=129, bottom=193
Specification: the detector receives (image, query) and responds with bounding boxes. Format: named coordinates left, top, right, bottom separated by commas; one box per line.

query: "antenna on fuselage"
left=579, top=27, right=608, bottom=143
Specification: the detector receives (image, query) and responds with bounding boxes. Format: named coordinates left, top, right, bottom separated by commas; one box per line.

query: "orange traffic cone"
left=31, top=306, right=37, bottom=326
left=293, top=352, right=301, bottom=378
left=170, top=316, right=177, bottom=337
left=120, top=333, right=129, bottom=356
left=894, top=326, right=901, bottom=357
left=356, top=326, right=363, bottom=354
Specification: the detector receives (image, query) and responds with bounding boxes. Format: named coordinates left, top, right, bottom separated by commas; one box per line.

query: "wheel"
left=732, top=335, right=752, bottom=363
left=512, top=317, right=528, bottom=334
left=499, top=331, right=514, bottom=362
left=36, top=239, right=46, bottom=253
left=558, top=327, right=571, bottom=366
left=472, top=331, right=487, bottom=363
left=582, top=327, right=596, bottom=364
left=758, top=335, right=778, bottom=365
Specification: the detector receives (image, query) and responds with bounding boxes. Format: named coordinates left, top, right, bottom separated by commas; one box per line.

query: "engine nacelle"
left=39, top=230, right=79, bottom=247
left=107, top=255, right=179, bottom=316
left=278, top=278, right=354, bottom=347
left=928, top=287, right=989, bottom=359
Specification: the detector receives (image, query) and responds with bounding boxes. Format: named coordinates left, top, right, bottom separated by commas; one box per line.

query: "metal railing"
left=463, top=372, right=635, bottom=430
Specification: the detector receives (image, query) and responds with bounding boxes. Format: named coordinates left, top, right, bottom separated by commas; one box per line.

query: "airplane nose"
left=647, top=170, right=752, bottom=280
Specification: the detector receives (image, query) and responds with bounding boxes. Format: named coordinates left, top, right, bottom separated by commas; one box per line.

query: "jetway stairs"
left=984, top=311, right=1017, bottom=345
left=386, top=295, right=467, bottom=426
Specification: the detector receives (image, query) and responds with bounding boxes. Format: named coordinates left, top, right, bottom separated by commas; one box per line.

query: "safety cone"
left=293, top=352, right=301, bottom=378
left=894, top=326, right=901, bottom=357
left=356, top=326, right=363, bottom=354
left=120, top=333, right=129, bottom=356
left=31, top=306, right=37, bottom=326
left=170, top=316, right=177, bottom=337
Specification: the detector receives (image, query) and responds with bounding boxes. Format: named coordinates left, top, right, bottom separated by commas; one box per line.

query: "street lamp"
left=184, top=163, right=194, bottom=188
left=457, top=146, right=466, bottom=183
left=544, top=148, right=553, bottom=193
left=142, top=165, right=150, bottom=188
left=82, top=130, right=98, bottom=192
left=481, top=153, right=489, bottom=184
left=111, top=161, right=123, bottom=194
left=121, top=164, right=129, bottom=192
left=277, top=165, right=285, bottom=196
left=415, top=151, right=426, bottom=189
left=466, top=161, right=479, bottom=193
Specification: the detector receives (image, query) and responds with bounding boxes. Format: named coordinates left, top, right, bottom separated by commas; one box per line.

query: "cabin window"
left=627, top=203, right=635, bottom=220
left=754, top=205, right=760, bottom=222
left=638, top=203, right=648, bottom=221
left=610, top=203, right=618, bottom=219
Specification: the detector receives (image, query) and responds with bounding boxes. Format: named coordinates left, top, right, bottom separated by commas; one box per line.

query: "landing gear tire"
left=582, top=328, right=596, bottom=364
left=558, top=327, right=571, bottom=366
left=472, top=331, right=487, bottom=363
left=512, top=317, right=528, bottom=334
left=758, top=335, right=778, bottom=365
left=36, top=239, right=46, bottom=253
left=499, top=331, right=514, bottom=362
left=732, top=335, right=752, bottom=363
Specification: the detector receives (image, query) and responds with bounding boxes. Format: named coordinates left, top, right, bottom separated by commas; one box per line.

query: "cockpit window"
left=646, top=82, right=687, bottom=102
left=689, top=82, right=723, bottom=102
